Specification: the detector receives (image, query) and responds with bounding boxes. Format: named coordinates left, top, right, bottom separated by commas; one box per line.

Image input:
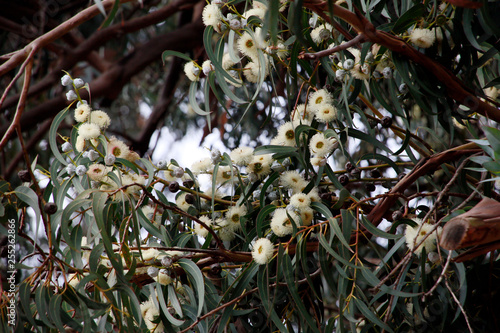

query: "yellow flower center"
left=112, top=147, right=121, bottom=156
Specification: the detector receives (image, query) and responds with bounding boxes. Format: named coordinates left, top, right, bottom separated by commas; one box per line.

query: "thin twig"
left=423, top=250, right=452, bottom=298
left=445, top=278, right=474, bottom=333
left=300, top=33, right=366, bottom=60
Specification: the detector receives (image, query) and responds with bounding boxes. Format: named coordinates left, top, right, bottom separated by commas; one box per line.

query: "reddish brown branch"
left=303, top=0, right=500, bottom=123
left=366, top=146, right=481, bottom=226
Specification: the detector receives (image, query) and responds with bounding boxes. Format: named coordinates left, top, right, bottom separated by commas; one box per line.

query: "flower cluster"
left=59, top=74, right=143, bottom=202
left=185, top=0, right=289, bottom=85
left=404, top=218, right=442, bottom=257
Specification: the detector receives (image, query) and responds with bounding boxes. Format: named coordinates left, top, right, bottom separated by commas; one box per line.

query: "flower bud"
left=147, top=266, right=159, bottom=277
left=61, top=74, right=72, bottom=86
left=343, top=59, right=354, bottom=70
left=104, top=154, right=116, bottom=166
left=161, top=256, right=173, bottom=267
left=173, top=167, right=184, bottom=178
left=61, top=142, right=72, bottom=152
left=73, top=78, right=85, bottom=89
left=75, top=165, right=87, bottom=176
left=87, top=150, right=99, bottom=162
left=66, top=90, right=77, bottom=101
left=382, top=67, right=392, bottom=79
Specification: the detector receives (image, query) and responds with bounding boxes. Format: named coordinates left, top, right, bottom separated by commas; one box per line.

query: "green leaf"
left=19, top=282, right=38, bottom=328
left=354, top=298, right=394, bottom=332
left=100, top=0, right=120, bottom=29
left=35, top=286, right=55, bottom=328
left=483, top=126, right=500, bottom=153
left=157, top=284, right=185, bottom=326
left=162, top=50, right=193, bottom=64
left=312, top=202, right=351, bottom=249
left=49, top=106, right=71, bottom=165
left=360, top=215, right=401, bottom=240
left=48, top=294, right=66, bottom=332
left=14, top=186, right=41, bottom=238
left=391, top=4, right=425, bottom=34
left=256, top=204, right=275, bottom=238
left=317, top=231, right=358, bottom=269
left=189, top=80, right=211, bottom=116
left=257, top=267, right=288, bottom=332
left=254, top=145, right=297, bottom=155
left=218, top=263, right=259, bottom=333
left=282, top=253, right=320, bottom=332
left=348, top=128, right=394, bottom=154
left=178, top=258, right=205, bottom=317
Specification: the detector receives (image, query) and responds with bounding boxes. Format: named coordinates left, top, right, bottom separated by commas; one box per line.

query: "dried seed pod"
left=381, top=116, right=393, bottom=128
left=18, top=170, right=31, bottom=182
left=44, top=202, right=58, bottom=215
left=185, top=193, right=195, bottom=205
left=392, top=210, right=403, bottom=221
left=168, top=181, right=180, bottom=193
left=370, top=169, right=381, bottom=178
left=345, top=162, right=354, bottom=173
left=365, top=183, right=376, bottom=192
left=338, top=174, right=349, bottom=186
left=350, top=167, right=361, bottom=179
left=183, top=179, right=195, bottom=188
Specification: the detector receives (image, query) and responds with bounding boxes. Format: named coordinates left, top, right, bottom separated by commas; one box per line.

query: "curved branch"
left=366, top=145, right=481, bottom=226
left=0, top=0, right=133, bottom=77
left=0, top=19, right=205, bottom=149
left=1, top=0, right=201, bottom=112
left=303, top=0, right=500, bottom=123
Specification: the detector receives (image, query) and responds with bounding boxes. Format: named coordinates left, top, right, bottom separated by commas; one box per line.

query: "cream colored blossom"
left=270, top=208, right=300, bottom=236
left=78, top=123, right=100, bottom=140
left=89, top=110, right=111, bottom=129
left=230, top=146, right=254, bottom=166
left=184, top=61, right=200, bottom=82
left=87, top=163, right=107, bottom=181
left=280, top=170, right=307, bottom=193
left=238, top=32, right=259, bottom=59
left=290, top=193, right=311, bottom=210
left=74, top=104, right=91, bottom=122
left=309, top=132, right=337, bottom=157
left=308, top=89, right=333, bottom=112
left=176, top=192, right=192, bottom=212
left=275, top=122, right=297, bottom=146
left=252, top=238, right=274, bottom=265
left=194, top=216, right=213, bottom=238
left=314, top=103, right=338, bottom=123
left=202, top=4, right=223, bottom=29
left=107, top=136, right=130, bottom=159
left=75, top=135, right=86, bottom=152
left=405, top=219, right=442, bottom=256
left=409, top=28, right=436, bottom=48
left=225, top=205, right=248, bottom=232
left=247, top=154, right=273, bottom=179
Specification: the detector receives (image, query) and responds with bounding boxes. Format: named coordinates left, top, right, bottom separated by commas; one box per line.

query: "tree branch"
left=303, top=0, right=500, bottom=123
